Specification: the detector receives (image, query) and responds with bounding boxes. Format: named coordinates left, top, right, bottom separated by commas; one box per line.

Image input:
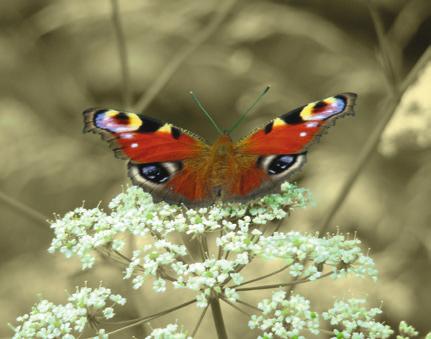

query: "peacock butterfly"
left=83, top=91, right=357, bottom=206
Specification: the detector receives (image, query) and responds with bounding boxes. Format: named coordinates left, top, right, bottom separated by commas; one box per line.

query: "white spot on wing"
left=131, top=143, right=139, bottom=148
left=305, top=122, right=318, bottom=128
left=121, top=133, right=134, bottom=139
left=299, top=132, right=307, bottom=137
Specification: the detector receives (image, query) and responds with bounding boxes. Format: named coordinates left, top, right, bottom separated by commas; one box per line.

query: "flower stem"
left=234, top=299, right=260, bottom=312
left=0, top=190, right=49, bottom=230
left=221, top=298, right=251, bottom=316
left=210, top=296, right=228, bottom=339
left=236, top=271, right=332, bottom=291
left=97, top=299, right=196, bottom=338
left=192, top=305, right=209, bottom=337
left=232, top=263, right=292, bottom=288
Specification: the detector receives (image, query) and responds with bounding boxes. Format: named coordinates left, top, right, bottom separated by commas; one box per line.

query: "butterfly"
left=83, top=92, right=356, bottom=207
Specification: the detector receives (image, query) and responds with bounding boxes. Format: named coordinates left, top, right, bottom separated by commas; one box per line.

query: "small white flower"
left=196, top=293, right=209, bottom=308
left=145, top=323, right=191, bottom=339
left=102, top=307, right=115, bottom=319
left=224, top=287, right=239, bottom=303
left=153, top=278, right=167, bottom=293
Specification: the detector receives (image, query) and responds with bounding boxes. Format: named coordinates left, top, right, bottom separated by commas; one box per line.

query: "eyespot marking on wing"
left=128, top=161, right=183, bottom=186
left=257, top=153, right=307, bottom=178
left=300, top=96, right=347, bottom=121
left=94, top=110, right=143, bottom=133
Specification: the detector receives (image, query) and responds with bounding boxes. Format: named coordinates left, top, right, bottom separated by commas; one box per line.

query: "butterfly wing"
left=83, top=108, right=211, bottom=205
left=231, top=93, right=357, bottom=200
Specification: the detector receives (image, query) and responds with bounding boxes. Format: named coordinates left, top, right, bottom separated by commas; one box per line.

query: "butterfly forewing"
left=236, top=93, right=357, bottom=155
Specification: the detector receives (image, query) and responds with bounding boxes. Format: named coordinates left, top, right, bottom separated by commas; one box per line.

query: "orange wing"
left=84, top=108, right=206, bottom=162
left=229, top=93, right=357, bottom=200
left=236, top=93, right=356, bottom=155
left=84, top=108, right=210, bottom=205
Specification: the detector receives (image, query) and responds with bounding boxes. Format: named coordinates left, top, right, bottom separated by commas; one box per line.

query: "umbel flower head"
left=48, top=183, right=376, bottom=309
left=12, top=182, right=424, bottom=338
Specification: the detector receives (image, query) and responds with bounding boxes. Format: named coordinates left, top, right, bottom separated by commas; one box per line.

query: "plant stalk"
left=210, top=296, right=228, bottom=339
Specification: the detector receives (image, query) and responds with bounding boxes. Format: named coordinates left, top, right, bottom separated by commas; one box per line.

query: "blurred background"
left=0, top=0, right=430, bottom=337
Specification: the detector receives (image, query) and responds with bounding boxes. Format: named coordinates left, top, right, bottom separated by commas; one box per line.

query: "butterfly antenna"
left=189, top=91, right=224, bottom=135
left=228, top=85, right=271, bottom=134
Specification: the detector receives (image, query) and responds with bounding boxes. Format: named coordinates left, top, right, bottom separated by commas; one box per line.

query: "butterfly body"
left=84, top=93, right=356, bottom=206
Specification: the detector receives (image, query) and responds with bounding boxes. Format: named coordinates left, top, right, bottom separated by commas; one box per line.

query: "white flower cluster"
left=172, top=258, right=246, bottom=307
left=49, top=183, right=309, bottom=270
left=322, top=299, right=393, bottom=338
left=397, top=321, right=419, bottom=339
left=124, top=230, right=377, bottom=308
left=11, top=286, right=126, bottom=338
left=125, top=247, right=246, bottom=307
left=48, top=207, right=117, bottom=269
left=124, top=239, right=188, bottom=290
left=145, top=323, right=191, bottom=339
left=248, top=291, right=320, bottom=338
left=254, top=232, right=378, bottom=281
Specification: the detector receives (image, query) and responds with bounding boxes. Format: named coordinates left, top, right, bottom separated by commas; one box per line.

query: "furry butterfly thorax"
left=83, top=92, right=357, bottom=206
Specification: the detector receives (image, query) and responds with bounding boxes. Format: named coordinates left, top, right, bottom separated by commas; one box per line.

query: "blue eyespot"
left=267, top=155, right=297, bottom=175
left=139, top=163, right=170, bottom=184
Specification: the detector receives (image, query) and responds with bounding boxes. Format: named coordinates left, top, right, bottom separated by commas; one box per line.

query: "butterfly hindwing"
left=226, top=153, right=307, bottom=202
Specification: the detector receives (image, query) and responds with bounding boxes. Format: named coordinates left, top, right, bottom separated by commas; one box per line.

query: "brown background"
left=0, top=0, right=430, bottom=337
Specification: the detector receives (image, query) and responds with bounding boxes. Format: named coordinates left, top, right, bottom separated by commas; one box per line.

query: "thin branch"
left=388, top=0, right=431, bottom=50
left=223, top=249, right=230, bottom=260
left=235, top=299, right=260, bottom=312
left=110, top=0, right=132, bottom=108
left=400, top=47, right=431, bottom=91
left=221, top=298, right=251, bottom=317
left=232, top=263, right=292, bottom=288
left=133, top=0, right=236, bottom=112
left=217, top=229, right=224, bottom=259
left=95, top=299, right=196, bottom=338
left=236, top=271, right=332, bottom=291
left=198, top=236, right=207, bottom=260
left=0, top=190, right=49, bottom=230
left=270, top=218, right=284, bottom=235
left=367, top=0, right=401, bottom=94
left=202, top=234, right=210, bottom=258
left=191, top=304, right=209, bottom=337
left=318, top=8, right=431, bottom=234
